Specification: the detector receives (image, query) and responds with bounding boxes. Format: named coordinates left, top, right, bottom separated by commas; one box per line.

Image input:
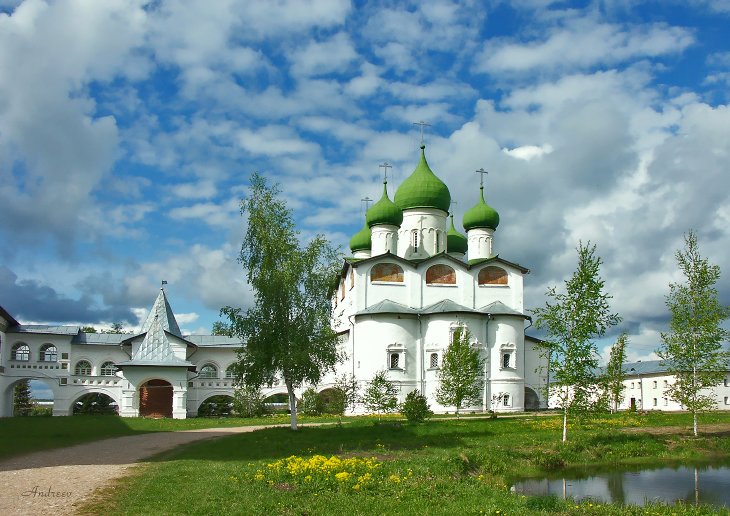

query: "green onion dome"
left=349, top=222, right=372, bottom=253
left=447, top=215, right=468, bottom=254
left=463, top=186, right=500, bottom=231
left=366, top=182, right=403, bottom=227
left=394, top=145, right=451, bottom=213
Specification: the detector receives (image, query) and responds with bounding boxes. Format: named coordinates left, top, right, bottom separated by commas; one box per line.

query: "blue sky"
left=1, top=0, right=729, bottom=363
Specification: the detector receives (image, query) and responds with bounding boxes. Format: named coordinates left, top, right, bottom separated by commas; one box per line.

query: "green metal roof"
left=446, top=215, right=468, bottom=254
left=463, top=186, right=499, bottom=231
left=349, top=222, right=372, bottom=252
left=366, top=182, right=403, bottom=227
left=394, top=145, right=451, bottom=212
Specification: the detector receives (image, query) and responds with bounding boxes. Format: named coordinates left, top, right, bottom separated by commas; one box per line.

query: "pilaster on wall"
left=172, top=387, right=187, bottom=419
left=119, top=388, right=139, bottom=417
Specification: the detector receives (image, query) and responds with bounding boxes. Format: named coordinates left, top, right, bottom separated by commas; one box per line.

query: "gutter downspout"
left=484, top=314, right=491, bottom=412
left=418, top=313, right=424, bottom=395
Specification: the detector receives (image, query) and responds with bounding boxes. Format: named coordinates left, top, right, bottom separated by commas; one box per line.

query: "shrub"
left=300, top=388, right=325, bottom=416
left=362, top=370, right=398, bottom=420
left=400, top=390, right=432, bottom=423
left=198, top=395, right=233, bottom=417
left=320, top=388, right=346, bottom=415
left=233, top=384, right=267, bottom=418
left=73, top=393, right=118, bottom=415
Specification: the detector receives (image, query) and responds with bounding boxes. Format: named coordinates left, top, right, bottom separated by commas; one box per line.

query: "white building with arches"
left=0, top=144, right=549, bottom=418
left=0, top=292, right=264, bottom=418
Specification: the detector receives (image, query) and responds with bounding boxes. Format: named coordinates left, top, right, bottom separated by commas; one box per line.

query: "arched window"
left=75, top=360, right=92, bottom=376
left=502, top=394, right=510, bottom=407
left=478, top=266, right=508, bottom=285
left=434, top=231, right=441, bottom=254
left=11, top=343, right=30, bottom=361
left=40, top=344, right=58, bottom=362
left=199, top=364, right=218, bottom=379
left=426, top=264, right=456, bottom=285
left=100, top=361, right=117, bottom=376
left=411, top=230, right=419, bottom=252
left=502, top=353, right=511, bottom=369
left=371, top=263, right=404, bottom=283
left=225, top=365, right=236, bottom=379
left=389, top=353, right=400, bottom=369
left=430, top=353, right=439, bottom=368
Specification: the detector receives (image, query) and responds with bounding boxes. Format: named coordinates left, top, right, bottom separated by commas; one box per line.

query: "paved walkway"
left=0, top=425, right=281, bottom=515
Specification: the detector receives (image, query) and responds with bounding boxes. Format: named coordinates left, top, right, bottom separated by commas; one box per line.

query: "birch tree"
left=532, top=242, right=621, bottom=442
left=222, top=172, right=342, bottom=431
left=657, top=231, right=730, bottom=436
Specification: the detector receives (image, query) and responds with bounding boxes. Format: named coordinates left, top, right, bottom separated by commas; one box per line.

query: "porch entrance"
left=139, top=379, right=173, bottom=418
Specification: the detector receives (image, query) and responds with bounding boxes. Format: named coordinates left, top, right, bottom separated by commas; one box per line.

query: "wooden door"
left=139, top=379, right=173, bottom=418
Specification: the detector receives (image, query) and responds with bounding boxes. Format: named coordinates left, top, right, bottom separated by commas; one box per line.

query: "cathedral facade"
left=328, top=145, right=547, bottom=412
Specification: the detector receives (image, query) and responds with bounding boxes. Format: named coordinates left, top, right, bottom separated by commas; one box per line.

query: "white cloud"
left=289, top=32, right=358, bottom=77
left=175, top=312, right=199, bottom=325
left=503, top=143, right=553, bottom=161
left=0, top=0, right=148, bottom=248
left=476, top=17, right=694, bottom=74
left=237, top=126, right=320, bottom=157
left=172, top=181, right=218, bottom=200
left=168, top=198, right=240, bottom=228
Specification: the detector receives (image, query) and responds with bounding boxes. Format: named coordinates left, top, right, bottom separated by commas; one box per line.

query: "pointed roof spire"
left=141, top=286, right=182, bottom=337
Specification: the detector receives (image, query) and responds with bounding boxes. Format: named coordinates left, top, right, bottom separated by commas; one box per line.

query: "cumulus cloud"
left=0, top=266, right=137, bottom=324
left=476, top=16, right=694, bottom=75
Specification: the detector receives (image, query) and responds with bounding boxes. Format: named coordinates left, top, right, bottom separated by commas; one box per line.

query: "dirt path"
left=0, top=425, right=282, bottom=515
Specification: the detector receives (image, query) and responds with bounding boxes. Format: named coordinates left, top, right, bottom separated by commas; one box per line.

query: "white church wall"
left=472, top=265, right=524, bottom=311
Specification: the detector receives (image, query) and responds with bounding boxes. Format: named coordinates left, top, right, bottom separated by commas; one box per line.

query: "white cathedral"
left=0, top=145, right=550, bottom=418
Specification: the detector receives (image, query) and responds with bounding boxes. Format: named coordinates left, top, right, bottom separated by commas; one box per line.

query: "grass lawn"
left=80, top=411, right=730, bottom=515
left=0, top=414, right=343, bottom=460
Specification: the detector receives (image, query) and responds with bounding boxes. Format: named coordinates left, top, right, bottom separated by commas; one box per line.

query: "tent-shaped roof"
left=141, top=288, right=182, bottom=337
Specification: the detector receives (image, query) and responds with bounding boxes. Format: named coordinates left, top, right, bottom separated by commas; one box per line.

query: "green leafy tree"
left=222, top=173, right=341, bottom=431
left=232, top=384, right=267, bottom=418
left=211, top=321, right=230, bottom=336
left=532, top=242, right=621, bottom=442
left=657, top=231, right=730, bottom=437
left=401, top=390, right=432, bottom=423
left=362, top=370, right=398, bottom=421
left=101, top=322, right=126, bottom=334
left=13, top=379, right=34, bottom=416
left=603, top=333, right=628, bottom=413
left=435, top=327, right=483, bottom=418
left=80, top=326, right=97, bottom=333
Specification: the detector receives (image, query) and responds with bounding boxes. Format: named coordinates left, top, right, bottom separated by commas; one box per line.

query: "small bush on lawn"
left=400, top=390, right=432, bottom=423
left=300, top=388, right=325, bottom=416
left=233, top=385, right=267, bottom=418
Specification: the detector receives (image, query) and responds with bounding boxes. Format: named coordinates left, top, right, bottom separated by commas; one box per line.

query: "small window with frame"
left=429, top=353, right=439, bottom=369
left=502, top=394, right=510, bottom=407
left=389, top=353, right=400, bottom=369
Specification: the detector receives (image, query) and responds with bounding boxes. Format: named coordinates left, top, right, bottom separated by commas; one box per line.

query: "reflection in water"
left=513, top=464, right=730, bottom=508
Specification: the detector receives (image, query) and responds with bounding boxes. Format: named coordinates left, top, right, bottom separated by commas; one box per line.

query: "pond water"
left=512, top=463, right=730, bottom=508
